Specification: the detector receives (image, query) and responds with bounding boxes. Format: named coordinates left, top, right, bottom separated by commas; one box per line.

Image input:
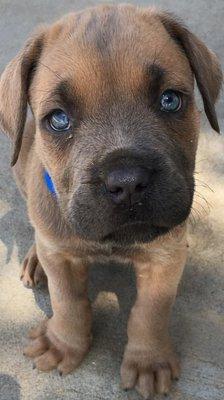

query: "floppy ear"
left=158, top=12, right=223, bottom=133
left=0, top=27, right=47, bottom=166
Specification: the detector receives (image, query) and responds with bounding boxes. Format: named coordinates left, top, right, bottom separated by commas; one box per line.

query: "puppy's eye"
left=48, top=110, right=71, bottom=132
left=160, top=90, right=182, bottom=112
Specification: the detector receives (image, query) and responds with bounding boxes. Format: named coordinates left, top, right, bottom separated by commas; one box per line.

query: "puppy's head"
left=0, top=5, right=222, bottom=244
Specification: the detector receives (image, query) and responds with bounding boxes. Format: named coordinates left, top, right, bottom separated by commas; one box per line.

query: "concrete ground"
left=0, top=1, right=223, bottom=400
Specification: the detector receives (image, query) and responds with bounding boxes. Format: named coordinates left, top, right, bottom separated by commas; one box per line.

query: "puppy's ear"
left=0, top=27, right=47, bottom=166
left=158, top=12, right=223, bottom=133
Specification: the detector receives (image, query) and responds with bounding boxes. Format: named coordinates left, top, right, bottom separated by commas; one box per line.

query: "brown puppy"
left=0, top=4, right=222, bottom=398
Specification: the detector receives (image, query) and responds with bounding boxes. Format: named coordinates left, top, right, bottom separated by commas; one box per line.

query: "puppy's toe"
left=136, top=372, right=154, bottom=399
left=33, top=262, right=47, bottom=286
left=120, top=363, right=137, bottom=389
left=24, top=335, right=49, bottom=358
left=20, top=243, right=47, bottom=288
left=35, top=348, right=62, bottom=372
left=20, top=258, right=36, bottom=288
left=154, top=366, right=172, bottom=395
left=121, top=364, right=154, bottom=399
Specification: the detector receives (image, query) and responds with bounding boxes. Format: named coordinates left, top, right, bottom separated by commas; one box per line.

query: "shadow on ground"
left=0, top=374, right=21, bottom=400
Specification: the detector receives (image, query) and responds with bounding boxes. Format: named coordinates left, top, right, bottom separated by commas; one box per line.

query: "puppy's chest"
left=54, top=237, right=171, bottom=266
left=87, top=247, right=151, bottom=265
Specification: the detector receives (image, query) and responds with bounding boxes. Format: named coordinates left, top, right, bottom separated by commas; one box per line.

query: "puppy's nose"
left=105, top=167, right=149, bottom=205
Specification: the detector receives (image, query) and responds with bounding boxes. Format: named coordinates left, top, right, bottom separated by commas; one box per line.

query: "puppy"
left=0, top=4, right=222, bottom=398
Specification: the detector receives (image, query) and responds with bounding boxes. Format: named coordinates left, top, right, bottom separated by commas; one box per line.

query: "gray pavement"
left=0, top=1, right=224, bottom=400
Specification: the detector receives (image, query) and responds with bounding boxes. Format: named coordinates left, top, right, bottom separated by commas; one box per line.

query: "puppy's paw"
left=121, top=345, right=180, bottom=399
left=24, top=319, right=90, bottom=375
left=20, top=243, right=47, bottom=288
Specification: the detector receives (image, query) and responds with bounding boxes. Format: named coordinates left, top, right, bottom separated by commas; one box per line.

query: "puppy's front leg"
left=24, top=238, right=92, bottom=375
left=121, top=228, right=187, bottom=398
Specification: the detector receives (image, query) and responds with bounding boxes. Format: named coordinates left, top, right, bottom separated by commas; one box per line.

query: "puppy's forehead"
left=33, top=5, right=193, bottom=110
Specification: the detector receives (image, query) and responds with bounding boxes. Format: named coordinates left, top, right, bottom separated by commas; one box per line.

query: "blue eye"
left=49, top=110, right=70, bottom=131
left=160, top=90, right=182, bottom=112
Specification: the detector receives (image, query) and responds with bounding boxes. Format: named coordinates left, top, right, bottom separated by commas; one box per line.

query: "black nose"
left=105, top=167, right=149, bottom=205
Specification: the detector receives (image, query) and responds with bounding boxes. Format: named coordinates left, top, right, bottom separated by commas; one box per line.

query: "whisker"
left=192, top=199, right=210, bottom=215
left=194, top=178, right=214, bottom=192
left=195, top=157, right=209, bottom=164
left=194, top=192, right=212, bottom=209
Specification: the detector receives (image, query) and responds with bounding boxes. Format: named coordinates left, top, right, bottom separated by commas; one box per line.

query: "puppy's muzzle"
left=68, top=148, right=193, bottom=243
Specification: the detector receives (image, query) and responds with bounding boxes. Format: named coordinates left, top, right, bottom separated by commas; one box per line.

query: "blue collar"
left=43, top=170, right=56, bottom=195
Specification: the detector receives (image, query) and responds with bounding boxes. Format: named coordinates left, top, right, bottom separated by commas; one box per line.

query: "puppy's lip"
left=119, top=220, right=149, bottom=228
left=112, top=220, right=170, bottom=230
left=108, top=220, right=153, bottom=233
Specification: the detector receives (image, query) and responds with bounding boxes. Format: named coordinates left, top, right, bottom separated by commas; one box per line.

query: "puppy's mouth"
left=101, top=222, right=169, bottom=245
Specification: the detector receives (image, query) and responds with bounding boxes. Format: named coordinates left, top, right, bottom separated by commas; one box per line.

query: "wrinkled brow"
left=146, top=64, right=165, bottom=104
left=50, top=80, right=76, bottom=109
left=146, top=63, right=192, bottom=103
left=38, top=80, right=78, bottom=117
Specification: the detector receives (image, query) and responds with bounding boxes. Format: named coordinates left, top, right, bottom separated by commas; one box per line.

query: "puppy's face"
left=0, top=5, right=222, bottom=244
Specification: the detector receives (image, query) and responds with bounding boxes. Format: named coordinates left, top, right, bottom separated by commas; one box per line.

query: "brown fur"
left=0, top=4, right=222, bottom=399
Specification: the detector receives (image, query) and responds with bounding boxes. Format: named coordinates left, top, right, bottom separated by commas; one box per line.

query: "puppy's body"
left=0, top=4, right=222, bottom=399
